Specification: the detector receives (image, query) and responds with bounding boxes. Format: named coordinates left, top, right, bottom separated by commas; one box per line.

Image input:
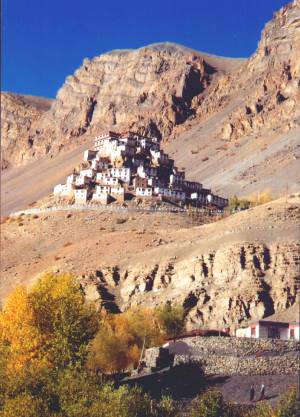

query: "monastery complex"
left=54, top=131, right=228, bottom=208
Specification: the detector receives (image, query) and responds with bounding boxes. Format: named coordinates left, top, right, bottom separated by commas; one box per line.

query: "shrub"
left=191, top=389, right=235, bottom=417
left=276, top=386, right=300, bottom=417
left=116, top=218, right=127, bottom=224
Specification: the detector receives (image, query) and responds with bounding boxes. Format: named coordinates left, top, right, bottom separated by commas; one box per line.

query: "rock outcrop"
left=1, top=93, right=52, bottom=168
left=217, top=0, right=300, bottom=140
left=2, top=44, right=236, bottom=167
left=86, top=240, right=299, bottom=332
left=1, top=1, right=299, bottom=184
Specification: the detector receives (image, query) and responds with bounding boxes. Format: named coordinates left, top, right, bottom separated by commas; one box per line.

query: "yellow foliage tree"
left=87, top=307, right=163, bottom=373
left=0, top=272, right=97, bottom=374
left=0, top=286, right=46, bottom=373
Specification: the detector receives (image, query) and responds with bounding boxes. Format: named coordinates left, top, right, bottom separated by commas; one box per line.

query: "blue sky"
left=2, top=0, right=288, bottom=98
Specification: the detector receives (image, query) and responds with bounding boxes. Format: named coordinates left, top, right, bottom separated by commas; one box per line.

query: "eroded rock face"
left=0, top=93, right=52, bottom=168
left=1, top=1, right=299, bottom=174
left=84, top=241, right=300, bottom=332
left=218, top=0, right=300, bottom=140
left=1, top=44, right=222, bottom=168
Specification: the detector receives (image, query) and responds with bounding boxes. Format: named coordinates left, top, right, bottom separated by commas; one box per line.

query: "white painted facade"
left=80, top=169, right=94, bottom=179
left=103, top=177, right=120, bottom=186
left=236, top=321, right=299, bottom=340
left=53, top=183, right=74, bottom=196
left=66, top=174, right=78, bottom=185
left=136, top=187, right=153, bottom=197
left=95, top=185, right=111, bottom=195
left=110, top=167, right=131, bottom=182
left=74, top=189, right=88, bottom=203
left=75, top=176, right=91, bottom=186
left=110, top=186, right=125, bottom=196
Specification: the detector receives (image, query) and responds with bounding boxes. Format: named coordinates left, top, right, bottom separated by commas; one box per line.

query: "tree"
left=87, top=325, right=129, bottom=373
left=0, top=286, right=45, bottom=373
left=29, top=272, right=98, bottom=369
left=156, top=302, right=186, bottom=341
left=56, top=365, right=100, bottom=417
left=1, top=393, right=47, bottom=417
left=0, top=273, right=97, bottom=373
left=276, top=386, right=300, bottom=417
left=87, top=307, right=162, bottom=373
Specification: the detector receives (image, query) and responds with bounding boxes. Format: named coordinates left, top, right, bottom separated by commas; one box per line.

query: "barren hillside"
left=1, top=195, right=299, bottom=331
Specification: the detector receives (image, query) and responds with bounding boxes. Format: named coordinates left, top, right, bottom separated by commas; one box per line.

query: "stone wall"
left=173, top=352, right=299, bottom=376
left=144, top=337, right=299, bottom=376
left=168, top=336, right=299, bottom=357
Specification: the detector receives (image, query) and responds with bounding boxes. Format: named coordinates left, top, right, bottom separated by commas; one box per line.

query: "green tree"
left=90, top=384, right=154, bottom=417
left=191, top=389, right=235, bottom=417
left=57, top=366, right=100, bottom=417
left=156, top=302, right=186, bottom=341
left=1, top=393, right=47, bottom=417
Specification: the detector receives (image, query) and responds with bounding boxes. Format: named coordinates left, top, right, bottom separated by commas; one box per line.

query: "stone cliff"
left=2, top=44, right=239, bottom=168
left=216, top=0, right=300, bottom=140
left=86, top=240, right=299, bottom=332
left=1, top=93, right=52, bottom=168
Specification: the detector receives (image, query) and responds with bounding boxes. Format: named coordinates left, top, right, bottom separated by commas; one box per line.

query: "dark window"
left=290, top=329, right=295, bottom=340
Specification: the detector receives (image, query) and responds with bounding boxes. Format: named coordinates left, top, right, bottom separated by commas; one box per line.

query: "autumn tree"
left=0, top=286, right=45, bottom=372
left=29, top=272, right=98, bottom=369
left=87, top=307, right=162, bottom=373
left=0, top=272, right=97, bottom=373
left=156, top=302, right=186, bottom=341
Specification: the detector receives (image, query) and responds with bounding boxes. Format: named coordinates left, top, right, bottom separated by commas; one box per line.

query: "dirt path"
left=210, top=374, right=299, bottom=405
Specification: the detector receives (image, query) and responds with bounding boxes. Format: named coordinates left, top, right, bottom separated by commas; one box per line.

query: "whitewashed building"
left=236, top=304, right=299, bottom=340
left=74, top=189, right=88, bottom=203
left=75, top=175, right=91, bottom=186
left=136, top=187, right=153, bottom=197
left=53, top=183, right=74, bottom=197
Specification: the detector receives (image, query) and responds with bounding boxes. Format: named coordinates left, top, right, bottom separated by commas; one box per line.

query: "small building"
left=53, top=183, right=74, bottom=197
left=95, top=185, right=110, bottom=195
left=80, top=169, right=95, bottom=179
left=92, top=192, right=110, bottom=205
left=111, top=186, right=125, bottom=202
left=136, top=187, right=153, bottom=197
left=75, top=175, right=91, bottom=186
left=84, top=149, right=97, bottom=161
left=236, top=304, right=299, bottom=340
left=133, top=176, right=148, bottom=190
left=66, top=173, right=78, bottom=185
left=103, top=177, right=120, bottom=186
left=110, top=167, right=131, bottom=183
left=74, top=188, right=88, bottom=203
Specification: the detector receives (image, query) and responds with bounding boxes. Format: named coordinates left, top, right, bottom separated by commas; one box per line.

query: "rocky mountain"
left=217, top=0, right=300, bottom=141
left=2, top=1, right=299, bottom=174
left=1, top=93, right=53, bottom=169
left=1, top=44, right=242, bottom=169
left=1, top=1, right=300, bottom=216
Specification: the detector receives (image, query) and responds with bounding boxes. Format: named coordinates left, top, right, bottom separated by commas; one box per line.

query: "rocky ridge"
left=218, top=0, right=300, bottom=141
left=1, top=93, right=52, bottom=168
left=84, top=240, right=300, bottom=332
left=2, top=1, right=299, bottom=171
